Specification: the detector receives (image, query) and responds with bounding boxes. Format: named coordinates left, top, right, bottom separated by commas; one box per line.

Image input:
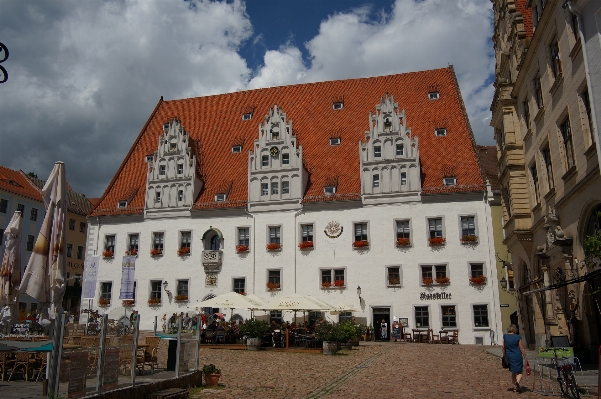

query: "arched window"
left=202, top=228, right=223, bottom=251
left=210, top=235, right=220, bottom=250
left=584, top=204, right=601, bottom=237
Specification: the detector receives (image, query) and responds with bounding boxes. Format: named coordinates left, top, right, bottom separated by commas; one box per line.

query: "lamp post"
left=163, top=280, right=171, bottom=297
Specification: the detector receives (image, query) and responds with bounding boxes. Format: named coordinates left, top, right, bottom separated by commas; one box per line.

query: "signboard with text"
left=119, top=256, right=136, bottom=300
left=81, top=255, right=100, bottom=300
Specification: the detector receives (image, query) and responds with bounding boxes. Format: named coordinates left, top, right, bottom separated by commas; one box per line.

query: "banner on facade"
left=81, top=255, right=100, bottom=300
left=119, top=256, right=136, bottom=300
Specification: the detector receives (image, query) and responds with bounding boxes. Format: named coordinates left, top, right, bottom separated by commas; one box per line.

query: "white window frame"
left=262, top=155, right=269, bottom=167
left=215, top=194, right=226, bottom=202
left=435, top=128, right=447, bottom=136
left=443, top=177, right=456, bottom=186
left=330, top=137, right=341, bottom=146
left=472, top=303, right=490, bottom=329
left=428, top=92, right=440, bottom=100
left=282, top=180, right=290, bottom=194
left=176, top=279, right=189, bottom=298
left=152, top=232, right=165, bottom=252
left=267, top=269, right=282, bottom=291
left=440, top=304, right=459, bottom=330
left=282, top=153, right=290, bottom=165
left=396, top=144, right=404, bottom=156
left=373, top=174, right=380, bottom=188
left=159, top=164, right=166, bottom=175
left=469, top=262, right=486, bottom=279
left=155, top=191, right=161, bottom=203
left=105, top=234, right=116, bottom=253
left=401, top=172, right=407, bottom=186
left=426, top=216, right=445, bottom=242
left=459, top=215, right=478, bottom=239
left=261, top=183, right=269, bottom=196
left=232, top=145, right=242, bottom=153
left=118, top=201, right=127, bottom=209
left=332, top=102, right=344, bottom=110
left=374, top=145, right=382, bottom=158
left=324, top=186, right=336, bottom=195
left=179, top=230, right=192, bottom=250
left=267, top=225, right=282, bottom=245
left=99, top=281, right=113, bottom=303
left=299, top=222, right=314, bottom=249
left=352, top=221, right=370, bottom=248
left=149, top=280, right=163, bottom=302
left=242, top=113, right=252, bottom=121
left=177, top=163, right=184, bottom=175
left=271, top=182, right=279, bottom=195
left=237, top=226, right=250, bottom=247
left=128, top=233, right=140, bottom=253
left=394, top=219, right=411, bottom=244
left=178, top=189, right=184, bottom=202
left=419, top=263, right=449, bottom=285
left=386, top=265, right=402, bottom=287
left=320, top=268, right=346, bottom=289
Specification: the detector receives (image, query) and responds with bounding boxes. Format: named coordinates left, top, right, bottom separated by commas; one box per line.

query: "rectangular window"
left=69, top=219, right=75, bottom=230
left=271, top=182, right=279, bottom=195
left=523, top=100, right=531, bottom=129
left=155, top=191, right=161, bottom=203
left=415, top=306, right=430, bottom=328
left=428, top=218, right=443, bottom=238
left=282, top=153, right=289, bottom=164
left=67, top=243, right=73, bottom=258
left=77, top=245, right=84, bottom=260
left=301, top=224, right=313, bottom=242
left=105, top=235, right=115, bottom=253
left=30, top=208, right=38, bottom=221
left=533, top=74, right=543, bottom=108
left=530, top=164, right=540, bottom=204
left=542, top=146, right=554, bottom=190
left=232, top=145, right=242, bottom=153
left=268, top=270, right=281, bottom=285
left=215, top=194, right=226, bottom=202
left=153, top=232, right=164, bottom=251
left=443, top=177, right=456, bottom=186
left=129, top=234, right=139, bottom=252
left=0, top=199, right=7, bottom=213
left=178, top=190, right=184, bottom=202
left=339, top=312, right=353, bottom=324
left=242, top=113, right=252, bottom=121
left=270, top=311, right=283, bottom=325
left=400, top=172, right=407, bottom=186
left=150, top=281, right=162, bottom=300
left=330, top=137, right=341, bottom=145
left=396, top=220, right=410, bottom=239
left=421, top=265, right=433, bottom=280
left=27, top=235, right=35, bottom=251
left=0, top=229, right=4, bottom=246
left=334, top=269, right=344, bottom=284
left=321, top=269, right=345, bottom=285
left=435, top=128, right=447, bottom=136
left=159, top=165, right=166, bottom=175
left=396, top=144, right=404, bottom=156
left=373, top=174, right=379, bottom=188
left=321, top=270, right=331, bottom=285
left=262, top=155, right=269, bottom=166
left=177, top=163, right=183, bottom=174
left=118, top=201, right=127, bottom=209
left=473, top=305, right=489, bottom=328
left=470, top=263, right=484, bottom=278
left=441, top=306, right=457, bottom=328
left=100, top=282, right=112, bottom=302
left=582, top=89, right=594, bottom=142
left=261, top=183, right=269, bottom=196
left=177, top=280, right=189, bottom=297
left=461, top=216, right=476, bottom=237
left=354, top=223, right=367, bottom=241
left=269, top=227, right=281, bottom=244
left=374, top=146, right=381, bottom=158
left=428, top=92, right=439, bottom=100
left=238, top=228, right=249, bottom=246
left=282, top=181, right=289, bottom=194
left=80, top=222, right=86, bottom=233
left=233, top=278, right=246, bottom=294
left=324, top=186, right=336, bottom=195
left=435, top=265, right=447, bottom=280
left=180, top=231, right=191, bottom=249
left=387, top=267, right=400, bottom=285
left=17, top=204, right=25, bottom=216
left=550, top=39, right=562, bottom=78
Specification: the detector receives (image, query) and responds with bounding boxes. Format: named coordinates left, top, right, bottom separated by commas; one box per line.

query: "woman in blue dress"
left=502, top=324, right=527, bottom=392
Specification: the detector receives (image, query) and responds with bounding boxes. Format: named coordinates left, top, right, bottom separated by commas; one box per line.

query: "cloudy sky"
left=0, top=0, right=494, bottom=198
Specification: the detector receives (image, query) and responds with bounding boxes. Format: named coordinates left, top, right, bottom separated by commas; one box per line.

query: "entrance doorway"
left=372, top=307, right=390, bottom=341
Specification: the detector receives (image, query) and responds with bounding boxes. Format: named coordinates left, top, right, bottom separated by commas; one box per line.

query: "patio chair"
left=145, top=336, right=161, bottom=373
left=204, top=330, right=215, bottom=344
left=8, top=352, right=35, bottom=381
left=35, top=353, right=47, bottom=382
left=448, top=330, right=459, bottom=344
left=429, top=329, right=440, bottom=344
left=214, top=330, right=226, bottom=344
left=0, top=352, right=13, bottom=382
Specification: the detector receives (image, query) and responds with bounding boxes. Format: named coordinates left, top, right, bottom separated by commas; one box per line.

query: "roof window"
left=443, top=177, right=457, bottom=186
left=215, top=194, right=226, bottom=202
left=242, top=113, right=252, bottom=121
left=232, top=145, right=242, bottom=153
left=330, top=138, right=341, bottom=146
left=146, top=155, right=154, bottom=162
left=324, top=186, right=336, bottom=195
left=333, top=102, right=344, bottom=110
left=117, top=201, right=127, bottom=209
left=435, top=128, right=447, bottom=137
left=428, top=92, right=440, bottom=100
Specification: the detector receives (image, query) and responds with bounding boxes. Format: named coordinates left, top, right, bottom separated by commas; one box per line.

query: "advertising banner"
left=81, top=255, right=100, bottom=300
left=119, top=256, right=136, bottom=300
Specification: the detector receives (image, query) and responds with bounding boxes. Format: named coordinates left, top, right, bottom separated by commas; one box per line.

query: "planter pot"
left=322, top=341, right=338, bottom=355
left=349, top=337, right=360, bottom=346
left=204, top=373, right=221, bottom=387
left=246, top=337, right=261, bottom=351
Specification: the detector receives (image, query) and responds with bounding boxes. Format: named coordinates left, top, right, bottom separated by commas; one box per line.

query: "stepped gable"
left=0, top=167, right=41, bottom=202
left=91, top=66, right=485, bottom=216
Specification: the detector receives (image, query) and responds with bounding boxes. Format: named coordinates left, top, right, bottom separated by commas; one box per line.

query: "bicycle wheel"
left=563, top=370, right=580, bottom=399
left=557, top=373, right=567, bottom=397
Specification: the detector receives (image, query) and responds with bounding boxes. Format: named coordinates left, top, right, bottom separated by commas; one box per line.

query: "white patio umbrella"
left=256, top=293, right=333, bottom=311
left=19, top=162, right=68, bottom=324
left=0, top=210, right=22, bottom=306
left=198, top=291, right=266, bottom=309
left=329, top=304, right=360, bottom=315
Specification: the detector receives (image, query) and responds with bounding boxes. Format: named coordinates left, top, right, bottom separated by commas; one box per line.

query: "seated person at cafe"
left=207, top=320, right=218, bottom=331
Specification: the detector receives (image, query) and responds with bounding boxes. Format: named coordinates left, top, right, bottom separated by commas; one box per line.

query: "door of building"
left=372, top=307, right=390, bottom=341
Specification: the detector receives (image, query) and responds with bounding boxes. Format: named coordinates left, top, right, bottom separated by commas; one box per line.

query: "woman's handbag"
left=502, top=355, right=510, bottom=369
left=525, top=359, right=531, bottom=376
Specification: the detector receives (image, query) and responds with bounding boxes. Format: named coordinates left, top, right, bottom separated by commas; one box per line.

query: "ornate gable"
left=360, top=94, right=421, bottom=204
left=145, top=118, right=203, bottom=217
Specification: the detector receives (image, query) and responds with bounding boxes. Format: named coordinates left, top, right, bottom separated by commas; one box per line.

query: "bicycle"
left=542, top=347, right=581, bottom=398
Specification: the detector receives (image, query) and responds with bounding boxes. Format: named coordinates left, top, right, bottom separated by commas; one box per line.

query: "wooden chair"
left=119, top=347, right=133, bottom=375
left=8, top=352, right=35, bottom=381
left=214, top=330, right=226, bottom=344
left=0, top=352, right=13, bottom=381
left=145, top=336, right=161, bottom=372
left=411, top=329, right=420, bottom=342
left=429, top=329, right=440, bottom=344
left=35, top=353, right=47, bottom=382
left=448, top=330, right=459, bottom=344
left=204, top=330, right=215, bottom=344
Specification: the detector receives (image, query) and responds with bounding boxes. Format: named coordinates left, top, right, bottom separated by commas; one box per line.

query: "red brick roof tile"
left=0, top=167, right=43, bottom=203
left=477, top=146, right=501, bottom=191
left=91, top=67, right=485, bottom=216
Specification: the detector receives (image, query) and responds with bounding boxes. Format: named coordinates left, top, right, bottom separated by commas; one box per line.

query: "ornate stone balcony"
left=202, top=250, right=222, bottom=271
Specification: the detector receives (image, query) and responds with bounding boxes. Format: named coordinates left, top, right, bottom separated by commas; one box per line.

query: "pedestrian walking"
left=161, top=314, right=167, bottom=333
left=380, top=319, right=388, bottom=340
left=502, top=324, right=527, bottom=392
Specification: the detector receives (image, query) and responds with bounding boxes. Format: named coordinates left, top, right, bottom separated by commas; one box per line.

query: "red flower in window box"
left=238, top=291, right=247, bottom=296
left=266, top=282, right=280, bottom=291
left=353, top=240, right=369, bottom=248
left=396, top=238, right=411, bottom=246
left=177, top=247, right=190, bottom=256
left=321, top=281, right=332, bottom=289
left=469, top=275, right=487, bottom=285
left=236, top=245, right=249, bottom=253
left=150, top=249, right=163, bottom=256
left=102, top=250, right=114, bottom=258
left=422, top=277, right=434, bottom=286
left=98, top=298, right=110, bottom=306
left=461, top=235, right=478, bottom=243
left=125, top=249, right=138, bottom=256
left=298, top=241, right=314, bottom=249
left=436, top=277, right=450, bottom=285
left=148, top=298, right=161, bottom=305
left=266, top=243, right=281, bottom=251
left=333, top=280, right=345, bottom=287
left=174, top=294, right=188, bottom=301
left=122, top=300, right=135, bottom=307
left=428, top=237, right=446, bottom=246
left=389, top=278, right=401, bottom=285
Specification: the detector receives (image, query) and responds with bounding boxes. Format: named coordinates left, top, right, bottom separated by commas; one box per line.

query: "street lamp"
left=163, top=280, right=171, bottom=296
left=357, top=285, right=362, bottom=302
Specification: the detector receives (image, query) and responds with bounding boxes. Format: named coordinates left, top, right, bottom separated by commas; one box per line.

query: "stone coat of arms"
left=324, top=221, right=343, bottom=238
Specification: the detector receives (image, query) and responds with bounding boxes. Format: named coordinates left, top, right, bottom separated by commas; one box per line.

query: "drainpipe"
left=244, top=207, right=255, bottom=295
left=565, top=1, right=600, bottom=160
left=293, top=207, right=303, bottom=294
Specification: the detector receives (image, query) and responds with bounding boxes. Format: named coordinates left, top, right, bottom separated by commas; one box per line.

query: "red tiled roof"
left=476, top=146, right=501, bottom=191
left=0, top=167, right=43, bottom=203
left=515, top=0, right=534, bottom=39
left=91, top=67, right=485, bottom=216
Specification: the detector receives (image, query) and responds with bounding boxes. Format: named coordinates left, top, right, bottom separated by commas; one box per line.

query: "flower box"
left=98, top=298, right=110, bottom=306
left=174, top=294, right=188, bottom=301
left=177, top=247, right=190, bottom=256
left=148, top=298, right=161, bottom=305
left=122, top=300, right=135, bottom=307
left=461, top=235, right=478, bottom=244
left=428, top=237, right=446, bottom=246
left=422, top=277, right=434, bottom=286
left=333, top=280, right=345, bottom=287
left=266, top=243, right=281, bottom=251
left=125, top=249, right=138, bottom=256
left=236, top=245, right=249, bottom=253
left=436, top=277, right=450, bottom=285
left=266, top=282, right=280, bottom=291
left=321, top=281, right=331, bottom=289
left=388, top=278, right=401, bottom=285
left=298, top=241, right=314, bottom=250
left=237, top=291, right=247, bottom=296
left=396, top=238, right=411, bottom=247
left=353, top=240, right=369, bottom=248
left=150, top=249, right=163, bottom=256
left=102, top=250, right=114, bottom=258
left=469, top=275, right=487, bottom=285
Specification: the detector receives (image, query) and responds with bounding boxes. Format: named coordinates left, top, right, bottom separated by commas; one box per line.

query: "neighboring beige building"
left=491, top=0, right=601, bottom=356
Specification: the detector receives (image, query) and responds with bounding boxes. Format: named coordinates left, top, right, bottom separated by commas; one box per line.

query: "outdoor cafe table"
left=412, top=329, right=429, bottom=343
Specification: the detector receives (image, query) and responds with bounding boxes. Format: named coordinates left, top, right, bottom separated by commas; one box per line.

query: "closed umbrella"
left=0, top=210, right=22, bottom=306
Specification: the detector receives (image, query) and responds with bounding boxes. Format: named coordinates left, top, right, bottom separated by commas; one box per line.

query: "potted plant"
left=266, top=282, right=280, bottom=291
left=125, top=249, right=138, bottom=256
left=436, top=276, right=450, bottom=285
left=236, top=244, right=249, bottom=253
left=352, top=240, right=369, bottom=248
left=148, top=297, right=161, bottom=305
left=122, top=300, right=135, bottom=307
left=240, top=318, right=269, bottom=351
left=298, top=241, right=314, bottom=250
left=461, top=235, right=478, bottom=244
left=388, top=277, right=401, bottom=286
left=333, top=280, right=345, bottom=287
left=174, top=294, right=188, bottom=301
left=177, top=247, right=190, bottom=256
left=266, top=243, right=281, bottom=251
left=202, top=364, right=221, bottom=387
left=469, top=275, right=487, bottom=285
left=98, top=298, right=110, bottom=306
left=422, top=277, right=434, bottom=286
left=150, top=248, right=163, bottom=256
left=396, top=237, right=411, bottom=247
left=321, top=281, right=331, bottom=289
left=102, top=250, right=114, bottom=258
left=428, top=237, right=446, bottom=246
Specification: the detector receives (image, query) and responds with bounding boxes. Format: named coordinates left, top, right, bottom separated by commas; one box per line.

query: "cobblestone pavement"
left=191, top=343, right=543, bottom=399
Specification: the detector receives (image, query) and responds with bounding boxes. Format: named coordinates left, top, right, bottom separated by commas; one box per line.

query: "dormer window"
left=118, top=201, right=127, bottom=209
left=396, top=144, right=404, bottom=156
left=443, top=177, right=457, bottom=186
left=177, top=163, right=184, bottom=175
left=270, top=124, right=280, bottom=140
left=282, top=153, right=289, bottom=165
left=333, top=102, right=344, bottom=110
left=330, top=137, right=341, bottom=146
left=215, top=194, right=226, bottom=202
left=155, top=192, right=161, bottom=202
left=146, top=155, right=154, bottom=162
left=169, top=142, right=176, bottom=151
left=242, top=113, right=252, bottom=121
left=262, top=155, right=269, bottom=167
left=428, top=92, right=440, bottom=100
left=232, top=145, right=242, bottom=153
left=435, top=128, right=447, bottom=137
left=159, top=165, right=166, bottom=175
left=374, top=146, right=382, bottom=158
left=324, top=186, right=336, bottom=195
